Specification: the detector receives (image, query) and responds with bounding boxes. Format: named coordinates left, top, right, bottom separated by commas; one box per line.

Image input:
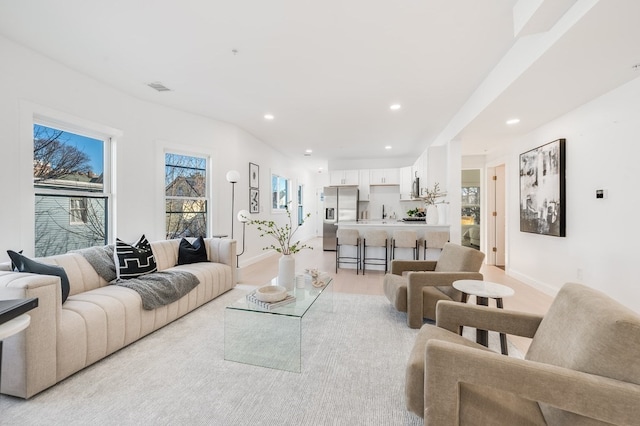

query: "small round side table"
left=453, top=280, right=515, bottom=355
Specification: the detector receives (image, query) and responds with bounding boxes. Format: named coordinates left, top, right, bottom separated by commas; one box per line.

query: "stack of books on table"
left=246, top=290, right=296, bottom=310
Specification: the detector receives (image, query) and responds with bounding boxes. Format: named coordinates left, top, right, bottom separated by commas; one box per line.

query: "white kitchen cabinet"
left=330, top=169, right=359, bottom=186
left=399, top=166, right=414, bottom=200
left=358, top=169, right=370, bottom=200
left=369, top=168, right=400, bottom=185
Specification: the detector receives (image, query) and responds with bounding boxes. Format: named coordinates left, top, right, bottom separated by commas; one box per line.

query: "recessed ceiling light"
left=506, top=118, right=520, bottom=125
left=264, top=114, right=274, bottom=120
left=390, top=104, right=401, bottom=110
left=385, top=145, right=392, bottom=150
left=305, top=149, right=313, bottom=153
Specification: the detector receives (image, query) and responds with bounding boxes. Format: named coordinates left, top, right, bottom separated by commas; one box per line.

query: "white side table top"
left=453, top=280, right=515, bottom=299
left=0, top=314, right=31, bottom=340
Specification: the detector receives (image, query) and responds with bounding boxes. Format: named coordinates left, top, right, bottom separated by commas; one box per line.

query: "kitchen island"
left=338, top=220, right=449, bottom=232
left=336, top=221, right=450, bottom=269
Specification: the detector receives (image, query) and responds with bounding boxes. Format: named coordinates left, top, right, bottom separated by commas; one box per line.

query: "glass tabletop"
left=227, top=276, right=333, bottom=318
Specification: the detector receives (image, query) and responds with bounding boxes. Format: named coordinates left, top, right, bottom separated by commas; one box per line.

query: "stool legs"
left=362, top=239, right=388, bottom=274
left=391, top=240, right=418, bottom=261
left=336, top=238, right=361, bottom=274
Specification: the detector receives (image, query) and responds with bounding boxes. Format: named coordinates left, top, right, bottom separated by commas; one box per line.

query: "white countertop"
left=337, top=220, right=448, bottom=227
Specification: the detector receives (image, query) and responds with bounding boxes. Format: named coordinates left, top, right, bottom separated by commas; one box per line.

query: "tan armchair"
left=383, top=243, right=485, bottom=328
left=406, top=282, right=640, bottom=425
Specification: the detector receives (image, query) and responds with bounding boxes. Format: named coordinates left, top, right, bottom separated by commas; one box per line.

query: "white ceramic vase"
left=437, top=203, right=448, bottom=225
left=278, top=254, right=295, bottom=290
left=426, top=204, right=439, bottom=225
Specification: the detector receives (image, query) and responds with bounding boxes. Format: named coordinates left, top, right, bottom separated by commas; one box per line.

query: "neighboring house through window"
left=33, top=122, right=109, bottom=257
left=165, top=153, right=208, bottom=239
left=69, top=198, right=88, bottom=225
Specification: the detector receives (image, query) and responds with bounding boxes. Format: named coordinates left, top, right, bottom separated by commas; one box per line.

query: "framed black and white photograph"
left=519, top=138, right=566, bottom=237
left=249, top=162, right=259, bottom=189
left=250, top=188, right=260, bottom=214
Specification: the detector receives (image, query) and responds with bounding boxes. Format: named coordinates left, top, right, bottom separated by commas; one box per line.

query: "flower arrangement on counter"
left=245, top=204, right=312, bottom=255
left=422, top=182, right=447, bottom=205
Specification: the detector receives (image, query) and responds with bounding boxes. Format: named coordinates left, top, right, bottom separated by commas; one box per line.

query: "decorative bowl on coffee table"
left=254, top=285, right=288, bottom=302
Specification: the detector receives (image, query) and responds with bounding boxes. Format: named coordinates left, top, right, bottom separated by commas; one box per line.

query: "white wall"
left=506, top=75, right=640, bottom=313
left=0, top=35, right=317, bottom=267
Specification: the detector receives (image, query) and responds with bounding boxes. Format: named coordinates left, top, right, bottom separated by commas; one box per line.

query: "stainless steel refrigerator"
left=323, top=186, right=359, bottom=251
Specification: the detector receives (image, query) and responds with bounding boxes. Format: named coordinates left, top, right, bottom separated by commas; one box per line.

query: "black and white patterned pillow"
left=114, top=234, right=157, bottom=279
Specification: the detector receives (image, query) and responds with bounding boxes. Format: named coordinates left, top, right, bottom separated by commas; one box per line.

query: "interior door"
left=493, top=165, right=506, bottom=266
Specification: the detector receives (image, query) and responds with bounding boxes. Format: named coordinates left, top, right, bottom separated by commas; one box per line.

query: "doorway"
left=461, top=169, right=481, bottom=250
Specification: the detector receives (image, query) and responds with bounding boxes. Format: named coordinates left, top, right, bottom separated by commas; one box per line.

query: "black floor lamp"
left=236, top=209, right=250, bottom=268
left=226, top=170, right=240, bottom=239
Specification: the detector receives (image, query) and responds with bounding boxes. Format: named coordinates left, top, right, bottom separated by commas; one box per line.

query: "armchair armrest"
left=390, top=260, right=436, bottom=275
left=406, top=271, right=483, bottom=328
left=425, top=340, right=640, bottom=425
left=435, top=300, right=543, bottom=339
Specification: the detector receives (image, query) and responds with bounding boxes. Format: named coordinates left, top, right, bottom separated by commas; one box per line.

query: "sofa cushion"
left=114, top=235, right=157, bottom=279
left=177, top=237, right=208, bottom=265
left=7, top=250, right=70, bottom=303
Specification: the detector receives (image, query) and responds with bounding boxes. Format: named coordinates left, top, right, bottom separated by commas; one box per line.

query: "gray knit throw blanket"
left=72, top=245, right=200, bottom=310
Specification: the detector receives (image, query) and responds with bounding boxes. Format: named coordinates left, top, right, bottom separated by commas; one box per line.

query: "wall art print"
left=249, top=162, right=259, bottom=189
left=250, top=188, right=260, bottom=214
left=519, top=138, right=566, bottom=237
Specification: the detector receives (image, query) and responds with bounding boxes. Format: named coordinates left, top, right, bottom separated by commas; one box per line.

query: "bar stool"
left=362, top=230, right=388, bottom=274
left=336, top=229, right=361, bottom=274
left=391, top=230, right=418, bottom=261
left=423, top=230, right=450, bottom=259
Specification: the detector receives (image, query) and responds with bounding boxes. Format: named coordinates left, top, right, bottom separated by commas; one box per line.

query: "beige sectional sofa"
left=0, top=237, right=236, bottom=399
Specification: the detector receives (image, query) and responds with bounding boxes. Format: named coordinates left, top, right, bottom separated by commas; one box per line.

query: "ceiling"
left=1, top=1, right=639, bottom=165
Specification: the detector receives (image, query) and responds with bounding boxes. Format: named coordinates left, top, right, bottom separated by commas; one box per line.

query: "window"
left=461, top=186, right=480, bottom=224
left=69, top=198, right=88, bottom=225
left=165, top=153, right=208, bottom=239
left=297, top=184, right=304, bottom=225
left=33, top=123, right=109, bottom=257
left=271, top=174, right=289, bottom=211
left=461, top=186, right=480, bottom=206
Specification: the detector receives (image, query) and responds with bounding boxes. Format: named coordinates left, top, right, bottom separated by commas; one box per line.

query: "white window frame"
left=164, top=150, right=211, bottom=239
left=32, top=115, right=115, bottom=255
left=271, top=173, right=290, bottom=213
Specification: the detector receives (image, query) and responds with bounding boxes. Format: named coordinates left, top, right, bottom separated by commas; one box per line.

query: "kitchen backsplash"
left=360, top=186, right=422, bottom=220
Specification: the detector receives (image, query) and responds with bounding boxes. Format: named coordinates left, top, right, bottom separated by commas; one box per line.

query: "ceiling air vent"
left=147, top=82, right=171, bottom=92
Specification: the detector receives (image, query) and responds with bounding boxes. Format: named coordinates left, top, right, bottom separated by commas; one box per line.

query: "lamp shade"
left=226, top=170, right=240, bottom=183
left=237, top=210, right=251, bottom=223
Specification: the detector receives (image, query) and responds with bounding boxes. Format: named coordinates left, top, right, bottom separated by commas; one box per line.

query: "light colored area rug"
left=0, top=287, right=520, bottom=425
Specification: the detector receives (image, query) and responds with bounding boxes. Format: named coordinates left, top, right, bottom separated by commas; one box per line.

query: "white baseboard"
left=507, top=268, right=560, bottom=297
left=236, top=249, right=278, bottom=269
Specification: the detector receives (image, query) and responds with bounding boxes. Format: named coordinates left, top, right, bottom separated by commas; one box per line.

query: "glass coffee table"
left=224, top=276, right=333, bottom=373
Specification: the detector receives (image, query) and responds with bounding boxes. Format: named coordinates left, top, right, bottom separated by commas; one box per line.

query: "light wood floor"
left=239, top=237, right=554, bottom=353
